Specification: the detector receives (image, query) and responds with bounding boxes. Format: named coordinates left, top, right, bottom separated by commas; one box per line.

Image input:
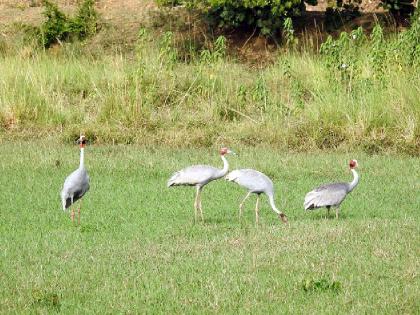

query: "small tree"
left=158, top=0, right=317, bottom=35
left=380, top=0, right=416, bottom=22
left=40, top=0, right=99, bottom=48
left=41, top=0, right=70, bottom=47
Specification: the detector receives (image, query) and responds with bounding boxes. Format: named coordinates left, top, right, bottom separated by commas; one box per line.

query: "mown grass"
left=0, top=142, right=418, bottom=313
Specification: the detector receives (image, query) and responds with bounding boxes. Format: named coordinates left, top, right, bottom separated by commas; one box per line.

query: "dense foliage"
left=158, top=0, right=418, bottom=34
left=40, top=0, right=98, bottom=48
left=158, top=0, right=316, bottom=35
left=380, top=0, right=416, bottom=16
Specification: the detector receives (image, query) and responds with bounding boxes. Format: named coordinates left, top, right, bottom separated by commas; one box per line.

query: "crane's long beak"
left=229, top=150, right=237, bottom=156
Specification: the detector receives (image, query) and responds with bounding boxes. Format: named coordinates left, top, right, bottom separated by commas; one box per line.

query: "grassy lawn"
left=0, top=142, right=418, bottom=313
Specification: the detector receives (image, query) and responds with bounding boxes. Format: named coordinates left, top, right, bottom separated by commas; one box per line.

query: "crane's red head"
left=220, top=147, right=235, bottom=156
left=77, top=135, right=87, bottom=148
left=349, top=159, right=358, bottom=169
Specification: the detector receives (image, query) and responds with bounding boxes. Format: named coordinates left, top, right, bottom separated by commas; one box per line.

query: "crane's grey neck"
left=268, top=193, right=281, bottom=215
left=348, top=169, right=359, bottom=192
left=216, top=155, right=229, bottom=178
left=79, top=147, right=85, bottom=169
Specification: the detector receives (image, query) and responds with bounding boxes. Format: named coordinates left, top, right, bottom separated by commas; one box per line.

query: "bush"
left=40, top=0, right=99, bottom=48
left=380, top=0, right=416, bottom=19
left=69, top=0, right=99, bottom=40
left=158, top=0, right=316, bottom=35
left=41, top=0, right=70, bottom=47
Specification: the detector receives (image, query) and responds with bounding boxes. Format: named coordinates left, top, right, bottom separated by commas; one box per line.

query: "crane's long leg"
left=239, top=191, right=252, bottom=219
left=198, top=187, right=204, bottom=221
left=336, top=207, right=340, bottom=219
left=70, top=196, right=75, bottom=223
left=78, top=199, right=82, bottom=225
left=194, top=186, right=200, bottom=222
left=255, top=195, right=260, bottom=225
left=326, top=206, right=330, bottom=218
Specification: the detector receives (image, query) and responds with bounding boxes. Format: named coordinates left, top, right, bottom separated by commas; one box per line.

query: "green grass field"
left=0, top=142, right=418, bottom=313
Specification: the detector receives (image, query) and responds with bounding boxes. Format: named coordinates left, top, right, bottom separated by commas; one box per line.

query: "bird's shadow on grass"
left=79, top=224, right=101, bottom=233
left=65, top=222, right=111, bottom=233
left=306, top=211, right=349, bottom=221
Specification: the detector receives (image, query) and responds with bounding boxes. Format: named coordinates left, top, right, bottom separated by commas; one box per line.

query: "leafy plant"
left=252, top=75, right=269, bottom=111
left=159, top=31, right=178, bottom=67
left=155, top=0, right=182, bottom=6
left=320, top=29, right=366, bottom=85
left=158, top=0, right=315, bottom=35
left=200, top=35, right=226, bottom=64
left=39, top=0, right=99, bottom=48
left=40, top=0, right=70, bottom=47
left=69, top=0, right=98, bottom=40
left=395, top=7, right=420, bottom=66
left=283, top=17, right=298, bottom=49
left=379, top=0, right=416, bottom=17
left=369, top=24, right=386, bottom=81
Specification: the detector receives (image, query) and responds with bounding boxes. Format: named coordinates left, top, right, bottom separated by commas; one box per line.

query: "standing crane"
left=61, top=135, right=90, bottom=224
left=167, top=147, right=235, bottom=221
left=225, top=169, right=288, bottom=224
left=304, top=159, right=359, bottom=219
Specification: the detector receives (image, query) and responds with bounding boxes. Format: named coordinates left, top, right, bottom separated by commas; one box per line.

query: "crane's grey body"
left=304, top=162, right=359, bottom=218
left=167, top=165, right=225, bottom=188
left=226, top=169, right=274, bottom=195
left=60, top=136, right=90, bottom=225
left=226, top=169, right=288, bottom=223
left=167, top=148, right=234, bottom=221
left=304, top=183, right=350, bottom=210
left=61, top=167, right=90, bottom=210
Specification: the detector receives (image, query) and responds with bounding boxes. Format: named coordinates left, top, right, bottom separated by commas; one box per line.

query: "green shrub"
left=40, top=0, right=99, bottom=48
left=200, top=35, right=226, bottom=64
left=158, top=0, right=315, bottom=35
left=155, top=0, right=182, bottom=5
left=69, top=0, right=98, bottom=40
left=380, top=0, right=416, bottom=17
left=41, top=0, right=70, bottom=47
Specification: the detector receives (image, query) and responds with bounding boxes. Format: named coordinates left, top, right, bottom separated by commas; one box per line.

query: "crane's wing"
left=304, top=183, right=348, bottom=210
left=226, top=169, right=273, bottom=193
left=167, top=165, right=219, bottom=187
left=61, top=168, right=90, bottom=210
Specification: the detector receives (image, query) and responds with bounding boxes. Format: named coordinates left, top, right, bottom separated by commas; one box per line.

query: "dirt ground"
left=0, top=0, right=155, bottom=27
left=0, top=0, right=409, bottom=59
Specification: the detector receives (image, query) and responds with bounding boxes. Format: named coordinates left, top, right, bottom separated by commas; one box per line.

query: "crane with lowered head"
left=225, top=169, right=288, bottom=224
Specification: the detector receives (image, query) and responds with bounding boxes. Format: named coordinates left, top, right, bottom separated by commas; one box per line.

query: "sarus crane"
left=304, top=159, right=359, bottom=219
left=61, top=135, right=90, bottom=224
left=167, top=147, right=235, bottom=221
left=225, top=169, right=288, bottom=224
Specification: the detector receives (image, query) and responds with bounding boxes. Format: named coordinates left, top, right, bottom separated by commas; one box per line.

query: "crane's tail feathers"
left=167, top=172, right=180, bottom=187
left=304, top=203, right=315, bottom=211
left=60, top=191, right=67, bottom=211
left=304, top=191, right=317, bottom=210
